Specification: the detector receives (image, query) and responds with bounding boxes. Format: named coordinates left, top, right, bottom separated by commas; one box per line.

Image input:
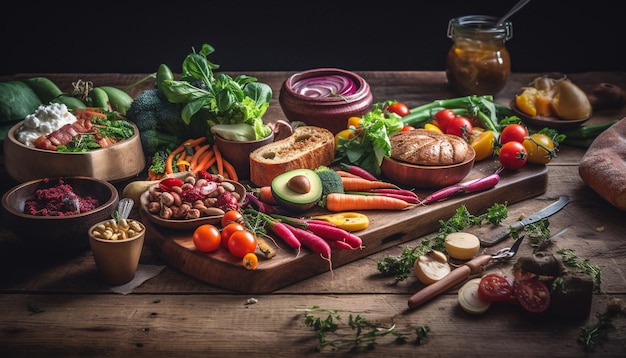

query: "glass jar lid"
left=447, top=15, right=513, bottom=41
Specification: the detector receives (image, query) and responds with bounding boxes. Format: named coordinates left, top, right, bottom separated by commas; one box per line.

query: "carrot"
left=284, top=223, right=332, bottom=270
left=165, top=137, right=207, bottom=174
left=340, top=163, right=379, bottom=181
left=213, top=144, right=224, bottom=176
left=190, top=144, right=212, bottom=171
left=323, top=193, right=414, bottom=212
left=340, top=177, right=400, bottom=191
left=222, top=158, right=238, bottom=181
left=256, top=186, right=277, bottom=205
left=176, top=154, right=190, bottom=172
left=74, top=107, right=107, bottom=121
left=255, top=233, right=277, bottom=259
left=196, top=155, right=216, bottom=173
left=345, top=191, right=421, bottom=204
left=336, top=170, right=362, bottom=179
left=304, top=222, right=363, bottom=249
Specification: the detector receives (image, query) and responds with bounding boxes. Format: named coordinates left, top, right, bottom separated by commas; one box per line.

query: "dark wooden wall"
left=1, top=1, right=622, bottom=76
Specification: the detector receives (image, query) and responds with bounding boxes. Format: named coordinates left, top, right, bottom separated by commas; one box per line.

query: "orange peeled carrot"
left=195, top=153, right=216, bottom=172
left=165, top=137, right=207, bottom=174
left=336, top=170, right=362, bottom=179
left=213, top=144, right=224, bottom=176
left=74, top=107, right=107, bottom=121
left=222, top=158, right=239, bottom=181
left=258, top=186, right=278, bottom=205
left=340, top=177, right=400, bottom=191
left=323, top=193, right=413, bottom=212
left=190, top=144, right=211, bottom=171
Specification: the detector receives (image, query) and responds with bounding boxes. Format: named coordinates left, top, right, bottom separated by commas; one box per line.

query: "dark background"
left=1, top=1, right=623, bottom=76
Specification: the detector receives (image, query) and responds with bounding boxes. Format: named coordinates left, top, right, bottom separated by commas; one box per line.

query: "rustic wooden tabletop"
left=1, top=71, right=625, bottom=357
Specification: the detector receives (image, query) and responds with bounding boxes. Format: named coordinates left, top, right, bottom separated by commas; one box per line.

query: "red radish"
left=284, top=223, right=333, bottom=271
left=304, top=222, right=363, bottom=249
left=420, top=169, right=502, bottom=205
left=246, top=192, right=278, bottom=214
left=267, top=220, right=301, bottom=252
left=365, top=188, right=420, bottom=199
left=346, top=191, right=420, bottom=204
left=329, top=240, right=357, bottom=250
left=340, top=163, right=379, bottom=181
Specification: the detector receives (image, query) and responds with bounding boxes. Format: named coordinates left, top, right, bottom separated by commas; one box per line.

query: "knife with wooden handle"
left=407, top=254, right=493, bottom=309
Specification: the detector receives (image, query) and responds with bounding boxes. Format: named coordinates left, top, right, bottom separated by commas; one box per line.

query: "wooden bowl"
left=381, top=147, right=476, bottom=189
left=1, top=176, right=119, bottom=255
left=279, top=68, right=373, bottom=135
left=510, top=99, right=589, bottom=130
left=3, top=120, right=146, bottom=183
left=139, top=180, right=246, bottom=231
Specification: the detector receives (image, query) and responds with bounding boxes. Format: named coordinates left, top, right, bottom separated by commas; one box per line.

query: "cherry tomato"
left=514, top=278, right=551, bottom=313
left=387, top=102, right=410, bottom=117
left=192, top=224, right=221, bottom=253
left=228, top=229, right=257, bottom=258
left=221, top=222, right=245, bottom=247
left=433, top=109, right=457, bottom=132
left=522, top=133, right=556, bottom=164
left=499, top=124, right=529, bottom=145
left=478, top=273, right=514, bottom=302
left=498, top=141, right=528, bottom=169
left=401, top=125, right=415, bottom=132
left=221, top=210, right=244, bottom=227
left=445, top=116, right=473, bottom=140
left=243, top=252, right=259, bottom=270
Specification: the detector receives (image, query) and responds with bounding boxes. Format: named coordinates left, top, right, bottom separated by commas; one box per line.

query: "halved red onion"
left=292, top=75, right=357, bottom=97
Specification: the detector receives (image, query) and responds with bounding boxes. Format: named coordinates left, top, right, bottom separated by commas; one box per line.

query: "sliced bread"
left=249, top=126, right=335, bottom=187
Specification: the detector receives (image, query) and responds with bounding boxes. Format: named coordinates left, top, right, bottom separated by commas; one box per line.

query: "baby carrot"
left=340, top=177, right=400, bottom=191
left=258, top=186, right=278, bottom=205
left=190, top=144, right=211, bottom=171
left=323, top=193, right=414, bottom=212
left=336, top=170, right=362, bottom=179
left=165, top=137, right=207, bottom=174
left=222, top=158, right=238, bottom=181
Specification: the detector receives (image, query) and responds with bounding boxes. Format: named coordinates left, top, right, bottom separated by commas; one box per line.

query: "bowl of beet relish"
left=279, top=68, right=373, bottom=135
left=1, top=176, right=119, bottom=256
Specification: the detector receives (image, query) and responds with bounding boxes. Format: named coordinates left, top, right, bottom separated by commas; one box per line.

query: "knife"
left=480, top=195, right=570, bottom=247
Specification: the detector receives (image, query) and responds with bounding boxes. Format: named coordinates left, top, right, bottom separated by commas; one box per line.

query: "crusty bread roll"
left=578, top=117, right=626, bottom=211
left=249, top=126, right=335, bottom=187
left=389, top=129, right=470, bottom=165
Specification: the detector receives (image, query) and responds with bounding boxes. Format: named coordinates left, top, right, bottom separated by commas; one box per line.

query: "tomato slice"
left=159, top=177, right=184, bottom=192
left=514, top=278, right=551, bottom=313
left=478, top=273, right=514, bottom=302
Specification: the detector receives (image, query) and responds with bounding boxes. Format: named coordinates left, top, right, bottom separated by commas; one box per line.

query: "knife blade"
left=480, top=195, right=570, bottom=247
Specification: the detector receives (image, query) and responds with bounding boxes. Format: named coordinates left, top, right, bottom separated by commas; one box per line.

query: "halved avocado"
left=271, top=169, right=322, bottom=212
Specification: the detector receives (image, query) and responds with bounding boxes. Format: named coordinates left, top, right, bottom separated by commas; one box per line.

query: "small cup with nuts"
left=88, top=217, right=146, bottom=286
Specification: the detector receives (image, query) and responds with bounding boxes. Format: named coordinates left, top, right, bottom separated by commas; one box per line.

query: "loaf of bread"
left=249, top=126, right=335, bottom=187
left=578, top=117, right=626, bottom=210
left=389, top=129, right=470, bottom=165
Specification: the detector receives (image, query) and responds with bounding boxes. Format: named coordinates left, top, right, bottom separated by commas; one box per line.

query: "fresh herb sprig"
left=302, top=306, right=430, bottom=352
left=377, top=202, right=508, bottom=281
left=578, top=298, right=625, bottom=352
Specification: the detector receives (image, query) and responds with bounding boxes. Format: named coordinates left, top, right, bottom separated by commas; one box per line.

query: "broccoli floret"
left=314, top=165, right=344, bottom=197
left=148, top=149, right=170, bottom=179
left=126, top=88, right=192, bottom=154
left=140, top=129, right=180, bottom=154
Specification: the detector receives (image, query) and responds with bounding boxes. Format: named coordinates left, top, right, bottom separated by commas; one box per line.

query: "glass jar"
left=445, top=15, right=512, bottom=96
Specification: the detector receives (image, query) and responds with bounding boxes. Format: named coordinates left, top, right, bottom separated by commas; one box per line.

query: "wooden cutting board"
left=142, top=159, right=547, bottom=293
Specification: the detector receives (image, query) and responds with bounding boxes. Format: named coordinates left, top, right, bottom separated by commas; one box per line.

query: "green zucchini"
left=24, top=77, right=63, bottom=104
left=561, top=120, right=619, bottom=139
left=51, top=95, right=86, bottom=110
left=0, top=81, right=42, bottom=123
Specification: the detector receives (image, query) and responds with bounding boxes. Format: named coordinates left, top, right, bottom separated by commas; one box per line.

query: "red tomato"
left=221, top=222, right=245, bottom=247
left=401, top=125, right=415, bottom=132
left=387, top=102, right=410, bottom=117
left=228, top=229, right=257, bottom=258
left=192, top=224, right=221, bottom=253
left=445, top=116, right=473, bottom=140
left=499, top=124, right=529, bottom=145
left=514, top=278, right=551, bottom=313
left=478, top=274, right=514, bottom=302
left=433, top=109, right=457, bottom=132
left=498, top=141, right=528, bottom=169
left=221, top=210, right=244, bottom=227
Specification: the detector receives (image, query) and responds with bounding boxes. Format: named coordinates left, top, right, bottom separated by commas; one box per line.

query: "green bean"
left=561, top=120, right=619, bottom=139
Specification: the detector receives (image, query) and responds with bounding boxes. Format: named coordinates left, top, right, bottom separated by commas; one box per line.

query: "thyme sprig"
left=302, top=306, right=429, bottom=352
left=377, top=202, right=508, bottom=281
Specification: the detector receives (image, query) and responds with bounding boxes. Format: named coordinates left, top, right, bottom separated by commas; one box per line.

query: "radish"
left=329, top=240, right=357, bottom=250
left=420, top=169, right=502, bottom=205
left=245, top=192, right=278, bottom=214
left=304, top=222, right=363, bottom=249
left=284, top=223, right=333, bottom=271
left=267, top=220, right=301, bottom=253
left=365, top=188, right=419, bottom=199
left=340, top=163, right=379, bottom=181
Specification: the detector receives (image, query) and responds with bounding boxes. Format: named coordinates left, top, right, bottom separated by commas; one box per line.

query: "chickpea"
left=90, top=219, right=144, bottom=241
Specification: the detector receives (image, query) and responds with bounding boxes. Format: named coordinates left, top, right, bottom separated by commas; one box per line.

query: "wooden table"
left=1, top=71, right=625, bottom=357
